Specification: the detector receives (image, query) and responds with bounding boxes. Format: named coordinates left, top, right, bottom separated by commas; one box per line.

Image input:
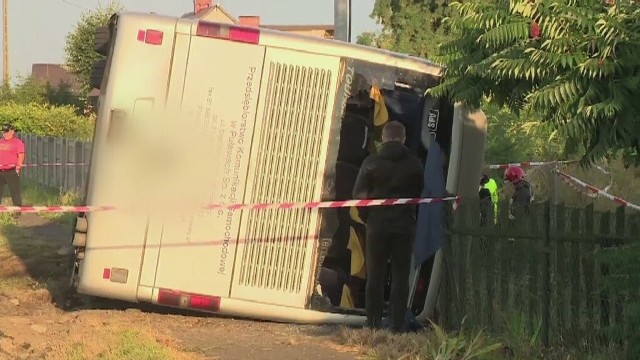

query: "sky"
left=5, top=0, right=380, bottom=80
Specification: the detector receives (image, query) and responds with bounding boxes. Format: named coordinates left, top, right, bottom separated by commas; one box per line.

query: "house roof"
left=183, top=4, right=333, bottom=32
left=181, top=4, right=238, bottom=23
left=31, top=64, right=82, bottom=93
left=262, top=24, right=335, bottom=32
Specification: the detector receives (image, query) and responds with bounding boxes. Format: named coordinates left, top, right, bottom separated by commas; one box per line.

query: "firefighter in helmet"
left=504, top=166, right=532, bottom=220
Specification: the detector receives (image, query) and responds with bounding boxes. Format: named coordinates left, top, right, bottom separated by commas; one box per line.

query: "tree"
left=65, top=1, right=123, bottom=97
left=1, top=76, right=47, bottom=105
left=366, top=0, right=459, bottom=57
left=0, top=76, right=84, bottom=114
left=44, top=82, right=85, bottom=113
left=430, top=0, right=640, bottom=165
left=484, top=102, right=565, bottom=164
left=356, top=32, right=377, bottom=46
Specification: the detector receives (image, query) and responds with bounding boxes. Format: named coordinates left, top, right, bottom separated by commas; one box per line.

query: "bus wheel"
left=95, top=26, right=112, bottom=56
left=90, top=59, right=108, bottom=90
left=72, top=232, right=87, bottom=247
left=67, top=248, right=79, bottom=289
left=75, top=216, right=88, bottom=233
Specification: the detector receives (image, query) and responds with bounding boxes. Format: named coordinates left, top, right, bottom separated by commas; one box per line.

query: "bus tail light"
left=157, top=288, right=221, bottom=312
left=196, top=21, right=260, bottom=44
left=137, top=29, right=164, bottom=45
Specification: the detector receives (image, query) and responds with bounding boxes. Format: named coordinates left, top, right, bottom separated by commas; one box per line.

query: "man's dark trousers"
left=365, top=222, right=415, bottom=331
left=0, top=169, right=22, bottom=206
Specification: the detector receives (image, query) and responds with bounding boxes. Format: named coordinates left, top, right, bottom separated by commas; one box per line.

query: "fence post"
left=62, top=138, right=69, bottom=192
left=54, top=137, right=63, bottom=189
left=82, top=142, right=91, bottom=194
left=39, top=136, right=46, bottom=185
left=75, top=141, right=83, bottom=193
left=542, top=201, right=551, bottom=347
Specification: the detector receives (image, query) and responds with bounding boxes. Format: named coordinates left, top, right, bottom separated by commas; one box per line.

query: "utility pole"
left=2, top=0, right=8, bottom=86
left=334, top=0, right=351, bottom=42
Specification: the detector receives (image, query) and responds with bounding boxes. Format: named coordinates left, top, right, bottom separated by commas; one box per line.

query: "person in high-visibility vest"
left=480, top=174, right=499, bottom=222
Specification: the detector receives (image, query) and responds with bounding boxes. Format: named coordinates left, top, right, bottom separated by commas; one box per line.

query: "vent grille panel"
left=238, top=62, right=332, bottom=294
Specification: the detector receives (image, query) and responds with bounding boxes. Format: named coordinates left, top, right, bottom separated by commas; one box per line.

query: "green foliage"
left=369, top=0, right=458, bottom=57
left=97, top=330, right=171, bottom=360
left=336, top=324, right=503, bottom=360
left=0, top=102, right=94, bottom=140
left=484, top=101, right=567, bottom=164
left=0, top=76, right=84, bottom=113
left=44, top=82, right=85, bottom=111
left=65, top=1, right=123, bottom=96
left=8, top=76, right=47, bottom=104
left=356, top=31, right=378, bottom=46
left=431, top=0, right=640, bottom=166
left=598, top=218, right=640, bottom=360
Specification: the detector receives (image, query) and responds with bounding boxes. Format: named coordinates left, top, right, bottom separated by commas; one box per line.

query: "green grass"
left=337, top=323, right=504, bottom=360
left=0, top=179, right=79, bottom=225
left=0, top=274, right=40, bottom=292
left=67, top=343, right=89, bottom=360
left=64, top=330, right=174, bottom=360
left=97, top=330, right=172, bottom=360
left=336, top=315, right=621, bottom=360
left=0, top=181, right=78, bottom=296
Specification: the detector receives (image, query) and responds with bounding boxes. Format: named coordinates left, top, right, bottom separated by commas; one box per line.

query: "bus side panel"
left=78, top=14, right=178, bottom=301
left=230, top=48, right=341, bottom=308
left=150, top=36, right=266, bottom=297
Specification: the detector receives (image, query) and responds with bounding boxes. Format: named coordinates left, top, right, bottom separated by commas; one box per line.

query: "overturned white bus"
left=68, top=12, right=487, bottom=326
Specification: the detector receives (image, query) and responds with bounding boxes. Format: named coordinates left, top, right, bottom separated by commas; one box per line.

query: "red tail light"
left=157, top=288, right=220, bottom=312
left=196, top=21, right=260, bottom=44
left=137, top=29, right=164, bottom=45
left=190, top=294, right=221, bottom=310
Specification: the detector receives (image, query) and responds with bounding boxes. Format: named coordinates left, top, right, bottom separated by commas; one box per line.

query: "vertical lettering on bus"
left=218, top=66, right=257, bottom=276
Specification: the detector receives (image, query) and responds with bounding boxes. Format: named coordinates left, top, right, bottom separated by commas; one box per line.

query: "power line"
left=61, top=0, right=89, bottom=10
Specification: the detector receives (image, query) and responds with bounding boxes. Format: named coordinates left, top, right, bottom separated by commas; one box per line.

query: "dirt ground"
left=0, top=214, right=364, bottom=360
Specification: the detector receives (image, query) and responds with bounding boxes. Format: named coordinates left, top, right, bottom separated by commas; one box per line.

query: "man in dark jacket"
left=352, top=121, right=424, bottom=332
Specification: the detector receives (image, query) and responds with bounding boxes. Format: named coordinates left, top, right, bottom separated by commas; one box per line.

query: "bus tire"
left=75, top=216, right=88, bottom=233
left=72, top=232, right=87, bottom=247
left=95, top=26, right=112, bottom=56
left=90, top=59, right=108, bottom=90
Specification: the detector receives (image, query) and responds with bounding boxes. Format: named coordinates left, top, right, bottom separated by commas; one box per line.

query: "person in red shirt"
left=0, top=124, right=25, bottom=210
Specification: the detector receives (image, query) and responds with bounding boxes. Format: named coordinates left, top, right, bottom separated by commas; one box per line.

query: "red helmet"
left=504, top=166, right=525, bottom=183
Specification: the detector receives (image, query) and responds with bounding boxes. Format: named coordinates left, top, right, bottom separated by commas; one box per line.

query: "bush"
left=0, top=102, right=94, bottom=140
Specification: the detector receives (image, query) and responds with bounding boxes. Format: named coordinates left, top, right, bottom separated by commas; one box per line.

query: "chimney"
left=238, top=16, right=261, bottom=27
left=194, top=0, right=212, bottom=14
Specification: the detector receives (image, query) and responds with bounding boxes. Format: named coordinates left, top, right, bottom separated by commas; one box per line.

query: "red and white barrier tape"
left=0, top=196, right=460, bottom=213
left=558, top=165, right=613, bottom=198
left=559, top=173, right=598, bottom=198
left=556, top=170, right=640, bottom=211
left=0, top=163, right=88, bottom=168
left=486, top=160, right=577, bottom=170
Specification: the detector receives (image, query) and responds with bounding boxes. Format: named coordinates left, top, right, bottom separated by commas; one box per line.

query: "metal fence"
left=20, top=134, right=92, bottom=194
